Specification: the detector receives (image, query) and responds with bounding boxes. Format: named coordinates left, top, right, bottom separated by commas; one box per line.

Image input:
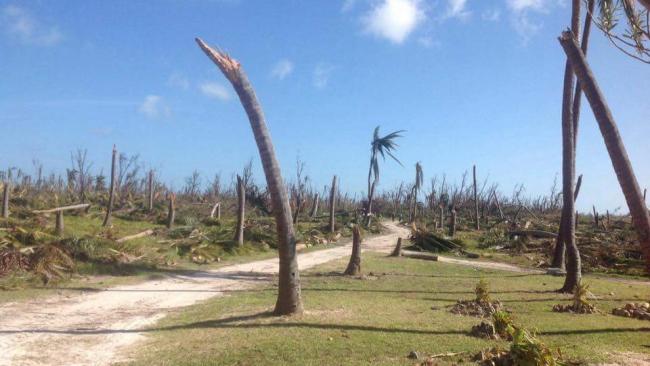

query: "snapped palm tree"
left=365, top=126, right=404, bottom=227
left=411, top=162, right=423, bottom=222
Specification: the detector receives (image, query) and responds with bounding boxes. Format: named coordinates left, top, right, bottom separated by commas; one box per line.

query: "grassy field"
left=124, top=252, right=650, bottom=365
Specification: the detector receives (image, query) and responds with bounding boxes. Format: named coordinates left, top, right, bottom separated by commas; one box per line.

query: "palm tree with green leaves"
left=410, top=162, right=423, bottom=222
left=365, top=126, right=404, bottom=227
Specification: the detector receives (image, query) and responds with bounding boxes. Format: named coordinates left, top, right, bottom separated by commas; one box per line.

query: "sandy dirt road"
left=0, top=222, right=409, bottom=366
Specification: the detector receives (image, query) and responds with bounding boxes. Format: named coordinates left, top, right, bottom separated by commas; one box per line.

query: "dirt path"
left=0, top=222, right=409, bottom=366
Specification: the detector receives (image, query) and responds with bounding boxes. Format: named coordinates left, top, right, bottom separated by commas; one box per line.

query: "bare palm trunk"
left=102, top=146, right=117, bottom=227
left=449, top=207, right=457, bottom=237
left=344, top=225, right=362, bottom=276
left=390, top=237, right=403, bottom=257
left=55, top=211, right=64, bottom=236
left=438, top=206, right=444, bottom=229
left=329, top=175, right=337, bottom=234
left=551, top=174, right=582, bottom=269
left=167, top=193, right=175, bottom=229
left=147, top=170, right=154, bottom=212
left=1, top=182, right=9, bottom=219
left=473, top=165, right=480, bottom=230
left=234, top=175, right=245, bottom=246
left=560, top=30, right=650, bottom=272
left=310, top=193, right=319, bottom=217
left=197, top=38, right=302, bottom=315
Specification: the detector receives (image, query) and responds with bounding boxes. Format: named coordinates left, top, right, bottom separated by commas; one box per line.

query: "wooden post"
left=147, top=170, right=154, bottom=212
left=234, top=175, right=245, bottom=246
left=329, top=175, right=337, bottom=233
left=167, top=193, right=175, bottom=229
left=103, top=145, right=117, bottom=227
left=1, top=182, right=9, bottom=219
left=473, top=165, right=480, bottom=230
left=55, top=211, right=64, bottom=236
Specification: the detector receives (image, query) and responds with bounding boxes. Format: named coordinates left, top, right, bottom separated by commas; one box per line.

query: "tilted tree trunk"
left=329, top=175, right=337, bottom=234
left=473, top=165, right=480, bottom=230
left=210, top=202, right=221, bottom=219
left=167, top=193, right=175, bottom=229
left=196, top=38, right=303, bottom=315
left=234, top=175, right=245, bottom=246
left=55, top=211, right=64, bottom=236
left=310, top=193, right=319, bottom=217
left=344, top=225, right=362, bottom=276
left=390, top=237, right=403, bottom=257
left=102, top=146, right=117, bottom=227
left=551, top=174, right=582, bottom=269
left=1, top=182, right=9, bottom=219
left=560, top=30, right=650, bottom=272
left=147, top=170, right=154, bottom=212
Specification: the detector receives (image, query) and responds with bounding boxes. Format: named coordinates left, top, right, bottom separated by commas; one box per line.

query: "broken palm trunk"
left=390, top=237, right=403, bottom=257
left=1, top=182, right=9, bottom=219
left=344, top=225, right=361, bottom=276
left=103, top=146, right=117, bottom=227
left=234, top=175, right=245, bottom=246
left=196, top=38, right=303, bottom=315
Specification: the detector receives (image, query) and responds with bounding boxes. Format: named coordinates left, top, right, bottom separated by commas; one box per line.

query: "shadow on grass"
left=2, top=311, right=649, bottom=337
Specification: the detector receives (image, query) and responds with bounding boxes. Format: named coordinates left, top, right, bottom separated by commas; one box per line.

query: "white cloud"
left=313, top=63, right=334, bottom=89
left=362, top=0, right=425, bottom=44
left=1, top=5, right=63, bottom=46
left=199, top=82, right=231, bottom=101
left=270, top=59, right=294, bottom=80
left=167, top=73, right=190, bottom=90
left=506, top=0, right=546, bottom=12
left=445, top=0, right=470, bottom=20
left=138, top=95, right=171, bottom=119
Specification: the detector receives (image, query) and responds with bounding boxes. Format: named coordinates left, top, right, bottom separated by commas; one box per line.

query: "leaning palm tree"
left=196, top=38, right=302, bottom=315
left=365, top=126, right=404, bottom=227
left=410, top=162, right=423, bottom=222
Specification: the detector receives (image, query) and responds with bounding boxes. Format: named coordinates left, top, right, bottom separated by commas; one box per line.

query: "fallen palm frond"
left=474, top=327, right=563, bottom=365
left=553, top=282, right=598, bottom=314
left=30, top=243, right=75, bottom=283
left=409, top=225, right=461, bottom=253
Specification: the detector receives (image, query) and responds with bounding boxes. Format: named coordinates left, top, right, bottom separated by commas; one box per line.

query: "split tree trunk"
left=473, top=165, right=480, bottom=230
left=1, top=182, right=9, bottom=219
left=344, top=225, right=362, bottom=276
left=234, top=175, right=245, bottom=246
left=329, top=175, right=337, bottom=234
left=560, top=30, right=650, bottom=272
left=167, top=193, right=175, bottom=229
left=102, top=146, right=117, bottom=227
left=197, top=38, right=303, bottom=315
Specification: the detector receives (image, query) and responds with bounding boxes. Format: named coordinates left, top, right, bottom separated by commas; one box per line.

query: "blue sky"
left=0, top=0, right=648, bottom=212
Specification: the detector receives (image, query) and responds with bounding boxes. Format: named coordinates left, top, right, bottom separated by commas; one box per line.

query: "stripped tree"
left=234, top=174, right=245, bottom=246
left=196, top=38, right=303, bottom=315
left=329, top=175, right=337, bottom=234
left=102, top=145, right=117, bottom=227
left=344, top=225, right=362, bottom=276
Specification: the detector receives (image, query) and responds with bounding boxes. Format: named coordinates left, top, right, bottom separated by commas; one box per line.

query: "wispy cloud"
left=506, top=0, right=554, bottom=42
left=1, top=5, right=63, bottom=46
left=270, top=59, right=294, bottom=80
left=167, top=73, right=190, bottom=90
left=313, top=63, right=334, bottom=89
left=444, top=0, right=470, bottom=20
left=362, top=0, right=425, bottom=44
left=138, top=95, right=171, bottom=119
left=199, top=82, right=231, bottom=101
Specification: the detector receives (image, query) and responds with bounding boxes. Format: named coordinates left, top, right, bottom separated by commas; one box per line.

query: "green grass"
left=125, top=253, right=650, bottom=366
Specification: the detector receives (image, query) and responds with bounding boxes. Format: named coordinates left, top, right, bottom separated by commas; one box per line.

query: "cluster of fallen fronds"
left=410, top=224, right=462, bottom=253
left=612, top=302, right=650, bottom=321
left=552, top=283, right=598, bottom=314
left=474, top=327, right=566, bottom=366
left=471, top=310, right=515, bottom=340
left=451, top=279, right=504, bottom=317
